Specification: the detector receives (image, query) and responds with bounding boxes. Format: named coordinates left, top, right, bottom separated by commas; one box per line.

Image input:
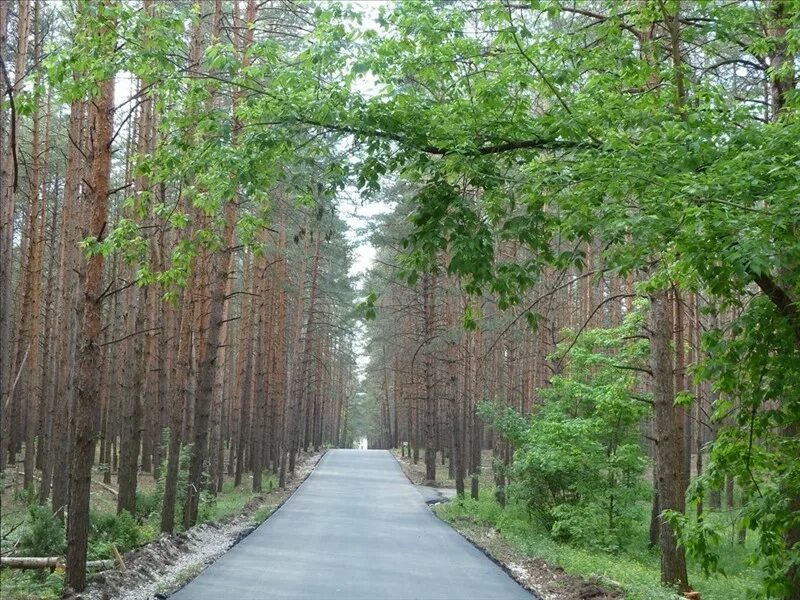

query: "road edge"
left=164, top=450, right=328, bottom=598
left=388, top=451, right=541, bottom=599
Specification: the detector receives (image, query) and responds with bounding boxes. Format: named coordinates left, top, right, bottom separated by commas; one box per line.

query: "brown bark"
left=116, top=291, right=145, bottom=515
left=160, top=286, right=191, bottom=534
left=422, top=271, right=436, bottom=483
left=649, top=291, right=689, bottom=592
left=65, top=34, right=115, bottom=591
left=233, top=256, right=254, bottom=487
left=21, top=1, right=45, bottom=490
left=1, top=1, right=31, bottom=459
left=18, top=0, right=44, bottom=491
left=51, top=98, right=86, bottom=520
left=182, top=0, right=224, bottom=530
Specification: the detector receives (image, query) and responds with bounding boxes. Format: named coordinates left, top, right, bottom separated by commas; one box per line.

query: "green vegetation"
left=483, top=312, right=653, bottom=552
left=0, top=570, right=63, bottom=600
left=0, top=468, right=278, bottom=599
left=438, top=491, right=762, bottom=600
left=17, top=505, right=66, bottom=558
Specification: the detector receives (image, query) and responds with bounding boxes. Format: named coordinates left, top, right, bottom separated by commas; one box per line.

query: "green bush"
left=197, top=489, right=217, bottom=523
left=13, top=486, right=37, bottom=508
left=88, top=510, right=140, bottom=559
left=135, top=489, right=161, bottom=522
left=18, top=505, right=66, bottom=557
left=483, top=313, right=651, bottom=551
left=550, top=503, right=623, bottom=552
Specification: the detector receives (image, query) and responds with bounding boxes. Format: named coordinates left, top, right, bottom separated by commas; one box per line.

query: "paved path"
left=171, top=449, right=533, bottom=599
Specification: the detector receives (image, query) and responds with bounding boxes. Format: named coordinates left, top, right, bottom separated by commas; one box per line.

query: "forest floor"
left=390, top=447, right=496, bottom=488
left=391, top=450, right=622, bottom=600
left=0, top=451, right=323, bottom=600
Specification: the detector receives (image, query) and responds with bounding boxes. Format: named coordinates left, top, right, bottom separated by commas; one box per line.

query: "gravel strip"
left=64, top=452, right=323, bottom=600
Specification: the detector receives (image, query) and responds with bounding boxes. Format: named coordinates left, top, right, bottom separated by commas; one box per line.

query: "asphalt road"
left=170, top=449, right=533, bottom=599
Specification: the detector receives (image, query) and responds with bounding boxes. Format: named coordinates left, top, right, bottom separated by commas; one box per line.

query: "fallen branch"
left=96, top=481, right=119, bottom=496
left=0, top=556, right=114, bottom=570
left=111, top=544, right=126, bottom=570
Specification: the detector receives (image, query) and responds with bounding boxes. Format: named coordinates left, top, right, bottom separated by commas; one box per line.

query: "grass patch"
left=0, top=569, right=63, bottom=600
left=199, top=473, right=278, bottom=523
left=252, top=504, right=275, bottom=524
left=436, top=489, right=762, bottom=600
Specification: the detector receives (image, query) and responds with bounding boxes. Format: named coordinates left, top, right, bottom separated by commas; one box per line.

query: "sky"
left=338, top=1, right=391, bottom=283
left=339, top=192, right=393, bottom=280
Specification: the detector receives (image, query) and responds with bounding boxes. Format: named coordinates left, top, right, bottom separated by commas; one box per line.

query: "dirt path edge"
left=391, top=451, right=624, bottom=600
left=63, top=451, right=325, bottom=600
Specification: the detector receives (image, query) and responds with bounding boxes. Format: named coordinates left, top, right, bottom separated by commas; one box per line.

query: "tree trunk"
left=160, top=288, right=191, bottom=534
left=65, top=43, right=114, bottom=592
left=649, top=291, right=689, bottom=592
left=117, top=294, right=145, bottom=515
left=0, top=1, right=31, bottom=466
left=422, top=272, right=436, bottom=483
left=51, top=98, right=86, bottom=521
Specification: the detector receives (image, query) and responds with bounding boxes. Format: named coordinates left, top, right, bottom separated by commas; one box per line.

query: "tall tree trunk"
left=51, top=98, right=86, bottom=520
left=209, top=200, right=236, bottom=494
left=184, top=241, right=226, bottom=527
left=0, top=2, right=31, bottom=464
left=160, top=288, right=191, bottom=534
left=20, top=0, right=44, bottom=491
left=117, top=294, right=145, bottom=515
left=65, top=36, right=115, bottom=591
left=234, top=256, right=254, bottom=487
left=649, top=291, right=689, bottom=592
left=422, top=272, right=436, bottom=483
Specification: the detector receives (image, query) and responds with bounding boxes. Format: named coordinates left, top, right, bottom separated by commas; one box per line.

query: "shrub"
left=197, top=489, right=217, bottom=523
left=18, top=506, right=66, bottom=557
left=13, top=486, right=37, bottom=508
left=483, top=312, right=651, bottom=551
left=135, top=489, right=160, bottom=522
left=88, top=510, right=140, bottom=559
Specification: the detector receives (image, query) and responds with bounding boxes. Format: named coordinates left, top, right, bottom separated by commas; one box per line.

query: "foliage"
left=18, top=505, right=66, bottom=557
left=438, top=490, right=762, bottom=600
left=88, top=510, right=141, bottom=560
left=12, top=487, right=38, bottom=508
left=686, top=296, right=800, bottom=596
left=483, top=315, right=651, bottom=551
left=197, top=489, right=218, bottom=524
left=135, top=489, right=161, bottom=523
left=303, top=1, right=800, bottom=593
left=5, top=0, right=798, bottom=594
left=0, top=570, right=63, bottom=600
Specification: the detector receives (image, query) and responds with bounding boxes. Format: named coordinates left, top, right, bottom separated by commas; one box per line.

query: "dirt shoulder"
left=64, top=451, right=323, bottom=600
left=391, top=451, right=623, bottom=600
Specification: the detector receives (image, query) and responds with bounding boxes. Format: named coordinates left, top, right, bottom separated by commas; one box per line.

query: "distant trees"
left=0, top=0, right=356, bottom=592
left=2, top=0, right=798, bottom=597
left=347, top=1, right=799, bottom=597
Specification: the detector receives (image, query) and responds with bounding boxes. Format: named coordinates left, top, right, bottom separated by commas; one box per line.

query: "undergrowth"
left=437, top=489, right=762, bottom=600
left=0, top=468, right=279, bottom=599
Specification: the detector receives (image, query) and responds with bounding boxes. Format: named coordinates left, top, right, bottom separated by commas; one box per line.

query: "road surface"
left=170, top=449, right=533, bottom=599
